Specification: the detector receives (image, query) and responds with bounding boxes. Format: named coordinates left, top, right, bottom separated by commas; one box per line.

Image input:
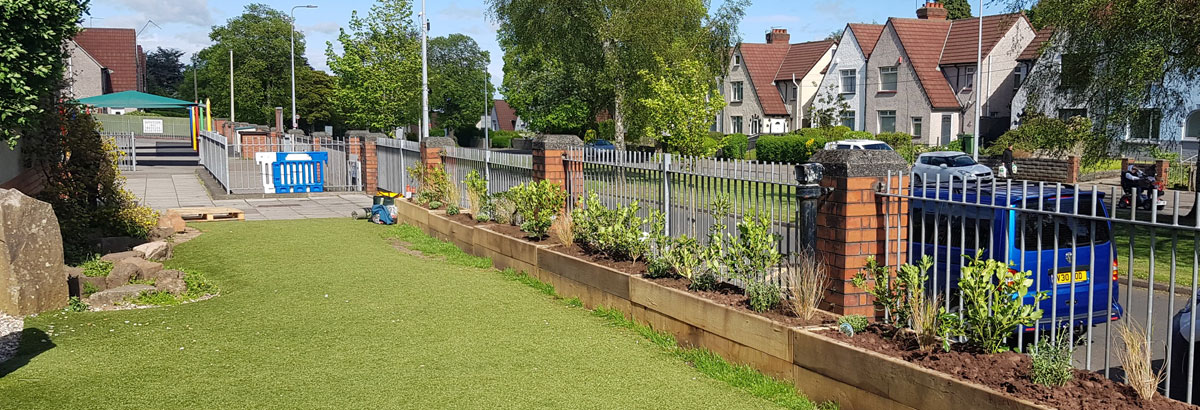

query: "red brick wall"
left=364, top=138, right=378, bottom=194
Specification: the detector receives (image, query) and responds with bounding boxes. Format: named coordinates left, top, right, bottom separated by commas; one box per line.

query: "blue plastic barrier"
left=270, top=152, right=328, bottom=193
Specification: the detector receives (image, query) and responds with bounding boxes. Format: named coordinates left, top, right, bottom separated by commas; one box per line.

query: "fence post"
left=130, top=132, right=137, bottom=172
left=363, top=133, right=380, bottom=194
left=1067, top=156, right=1080, bottom=183
left=794, top=162, right=824, bottom=253
left=661, top=153, right=671, bottom=236
left=531, top=134, right=583, bottom=209
left=421, top=136, right=456, bottom=170
left=485, top=149, right=492, bottom=193
left=808, top=150, right=910, bottom=318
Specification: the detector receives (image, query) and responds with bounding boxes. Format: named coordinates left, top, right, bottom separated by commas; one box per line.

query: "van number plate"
left=1056, top=271, right=1088, bottom=284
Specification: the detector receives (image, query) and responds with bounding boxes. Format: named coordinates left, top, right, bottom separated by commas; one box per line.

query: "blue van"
left=909, top=185, right=1124, bottom=331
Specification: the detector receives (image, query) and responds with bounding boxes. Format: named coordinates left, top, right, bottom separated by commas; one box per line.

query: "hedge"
left=720, top=133, right=749, bottom=159
left=489, top=130, right=521, bottom=148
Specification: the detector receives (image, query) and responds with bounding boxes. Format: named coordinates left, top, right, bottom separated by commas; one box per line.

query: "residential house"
left=71, top=28, right=146, bottom=96
left=63, top=40, right=109, bottom=99
left=864, top=2, right=1035, bottom=145
left=1011, top=31, right=1200, bottom=145
left=811, top=23, right=885, bottom=130
left=488, top=99, right=526, bottom=132
left=719, top=29, right=836, bottom=135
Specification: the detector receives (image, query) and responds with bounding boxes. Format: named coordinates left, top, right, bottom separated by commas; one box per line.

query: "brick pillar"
left=348, top=136, right=362, bottom=158
left=531, top=134, right=584, bottom=188
left=421, top=136, right=457, bottom=170
left=363, top=133, right=380, bottom=194
left=810, top=150, right=910, bottom=318
left=1067, top=156, right=1080, bottom=183
left=1155, top=159, right=1169, bottom=183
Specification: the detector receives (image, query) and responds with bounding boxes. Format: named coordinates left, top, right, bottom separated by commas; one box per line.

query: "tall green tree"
left=188, top=3, right=332, bottom=128
left=490, top=0, right=747, bottom=147
left=637, top=57, right=724, bottom=156
left=145, top=47, right=185, bottom=98
left=0, top=0, right=88, bottom=146
left=429, top=34, right=493, bottom=135
left=326, top=0, right=421, bottom=132
left=940, top=0, right=973, bottom=20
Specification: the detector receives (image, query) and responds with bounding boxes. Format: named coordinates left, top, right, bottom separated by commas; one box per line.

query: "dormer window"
left=733, top=54, right=742, bottom=67
left=963, top=66, right=976, bottom=91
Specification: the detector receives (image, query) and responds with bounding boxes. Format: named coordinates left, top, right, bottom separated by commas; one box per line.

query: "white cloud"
left=301, top=22, right=341, bottom=35
left=106, top=0, right=214, bottom=27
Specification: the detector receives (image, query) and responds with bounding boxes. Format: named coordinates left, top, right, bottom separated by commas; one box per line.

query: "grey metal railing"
left=880, top=171, right=1200, bottom=404
left=377, top=137, right=420, bottom=194
left=105, top=132, right=136, bottom=172
left=198, top=131, right=230, bottom=194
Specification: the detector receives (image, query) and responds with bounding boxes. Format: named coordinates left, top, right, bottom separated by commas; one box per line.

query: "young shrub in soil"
left=508, top=180, right=568, bottom=239
left=957, top=251, right=1047, bottom=353
left=1029, top=336, right=1074, bottom=387
left=80, top=255, right=114, bottom=277
left=852, top=256, right=910, bottom=325
left=64, top=297, right=88, bottom=313
left=570, top=192, right=657, bottom=261
left=1118, top=322, right=1165, bottom=400
left=909, top=295, right=945, bottom=352
left=463, top=170, right=491, bottom=218
left=838, top=315, right=869, bottom=336
left=724, top=209, right=782, bottom=312
left=428, top=200, right=443, bottom=210
left=746, top=281, right=782, bottom=313
left=446, top=204, right=460, bottom=216
left=492, top=192, right=517, bottom=225
left=788, top=250, right=828, bottom=321
left=550, top=211, right=574, bottom=248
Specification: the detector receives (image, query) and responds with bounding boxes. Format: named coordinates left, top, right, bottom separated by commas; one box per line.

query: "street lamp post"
left=291, top=5, right=317, bottom=130
left=420, top=0, right=429, bottom=142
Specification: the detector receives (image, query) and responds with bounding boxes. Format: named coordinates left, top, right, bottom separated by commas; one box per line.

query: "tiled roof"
left=847, top=24, right=885, bottom=58
left=1018, top=27, right=1054, bottom=61
left=889, top=18, right=958, bottom=110
left=940, top=14, right=1025, bottom=65
left=73, top=28, right=140, bottom=93
left=774, top=40, right=836, bottom=82
left=738, top=43, right=791, bottom=116
left=493, top=99, right=518, bottom=131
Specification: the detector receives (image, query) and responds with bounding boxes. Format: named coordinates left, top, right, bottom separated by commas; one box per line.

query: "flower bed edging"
left=395, top=200, right=429, bottom=231
left=426, top=211, right=454, bottom=243
left=473, top=226, right=544, bottom=275
left=791, top=328, right=1048, bottom=410
left=535, top=247, right=633, bottom=313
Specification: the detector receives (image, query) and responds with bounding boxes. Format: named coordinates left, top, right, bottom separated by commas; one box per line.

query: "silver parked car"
left=911, top=151, right=993, bottom=186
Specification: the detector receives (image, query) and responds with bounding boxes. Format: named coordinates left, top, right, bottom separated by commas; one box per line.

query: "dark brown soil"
left=648, top=276, right=835, bottom=328
left=488, top=223, right=551, bottom=243
left=447, top=212, right=489, bottom=226
left=555, top=244, right=649, bottom=276
left=821, top=324, right=1197, bottom=410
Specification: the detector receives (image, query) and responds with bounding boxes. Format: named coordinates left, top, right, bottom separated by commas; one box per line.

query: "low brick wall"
left=978, top=156, right=1078, bottom=183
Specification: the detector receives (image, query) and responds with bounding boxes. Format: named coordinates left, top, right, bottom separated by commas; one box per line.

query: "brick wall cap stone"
left=810, top=149, right=909, bottom=178
left=532, top=134, right=583, bottom=150
left=422, top=136, right=457, bottom=148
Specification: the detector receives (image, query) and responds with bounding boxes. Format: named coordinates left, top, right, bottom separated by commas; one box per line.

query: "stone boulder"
left=160, top=211, right=186, bottom=233
left=106, top=259, right=141, bottom=288
left=86, top=284, right=154, bottom=307
left=100, top=250, right=144, bottom=263
left=150, top=269, right=184, bottom=282
left=0, top=189, right=68, bottom=315
left=155, top=276, right=186, bottom=295
left=78, top=275, right=108, bottom=295
left=133, top=241, right=171, bottom=261
left=128, top=259, right=163, bottom=280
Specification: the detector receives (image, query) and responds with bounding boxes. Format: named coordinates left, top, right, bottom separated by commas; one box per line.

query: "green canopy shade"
left=76, top=91, right=197, bottom=109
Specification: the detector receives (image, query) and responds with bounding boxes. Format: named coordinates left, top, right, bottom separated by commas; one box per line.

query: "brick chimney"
left=766, top=28, right=790, bottom=44
left=917, top=1, right=948, bottom=20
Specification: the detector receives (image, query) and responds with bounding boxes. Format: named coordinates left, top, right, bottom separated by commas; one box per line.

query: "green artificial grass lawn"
left=0, top=218, right=817, bottom=409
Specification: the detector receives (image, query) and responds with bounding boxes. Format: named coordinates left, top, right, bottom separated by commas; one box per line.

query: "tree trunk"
left=614, top=86, right=626, bottom=150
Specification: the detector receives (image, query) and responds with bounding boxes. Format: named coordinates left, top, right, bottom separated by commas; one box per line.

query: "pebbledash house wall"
left=783, top=46, right=836, bottom=130
left=63, top=41, right=105, bottom=100
left=813, top=29, right=870, bottom=131
left=719, top=49, right=771, bottom=135
left=1013, top=38, right=1200, bottom=144
left=865, top=23, right=961, bottom=145
left=942, top=17, right=1035, bottom=136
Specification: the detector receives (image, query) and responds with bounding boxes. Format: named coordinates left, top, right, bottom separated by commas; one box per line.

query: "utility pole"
left=973, top=0, right=982, bottom=160
left=192, top=60, right=198, bottom=102
left=484, top=69, right=490, bottom=149
left=420, top=0, right=430, bottom=142
left=229, top=49, right=235, bottom=123
left=290, top=5, right=317, bottom=130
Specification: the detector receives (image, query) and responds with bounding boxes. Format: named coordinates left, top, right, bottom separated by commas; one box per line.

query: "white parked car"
left=911, top=151, right=994, bottom=186
left=823, top=139, right=894, bottom=151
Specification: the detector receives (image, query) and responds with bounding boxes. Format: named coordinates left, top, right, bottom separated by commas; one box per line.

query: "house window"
left=1187, top=110, right=1200, bottom=139
left=1013, top=65, right=1027, bottom=91
left=841, top=111, right=856, bottom=129
left=1130, top=109, right=1162, bottom=140
left=733, top=54, right=742, bottom=67
left=1060, top=54, right=1092, bottom=89
left=879, top=66, right=898, bottom=91
left=963, top=66, right=976, bottom=91
left=732, top=82, right=744, bottom=102
left=1059, top=108, right=1087, bottom=121
left=879, top=110, right=896, bottom=133
left=840, top=69, right=857, bottom=94
left=750, top=116, right=761, bottom=135
left=732, top=116, right=743, bottom=134
left=911, top=117, right=923, bottom=138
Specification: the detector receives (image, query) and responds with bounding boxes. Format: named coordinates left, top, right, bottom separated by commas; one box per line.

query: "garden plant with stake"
left=508, top=180, right=568, bottom=239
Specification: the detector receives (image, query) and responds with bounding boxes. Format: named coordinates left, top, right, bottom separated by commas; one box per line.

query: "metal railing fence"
left=105, top=132, right=136, bottom=172
left=441, top=146, right=534, bottom=209
left=197, top=131, right=230, bottom=194
left=879, top=171, right=1200, bottom=404
left=377, top=137, right=420, bottom=194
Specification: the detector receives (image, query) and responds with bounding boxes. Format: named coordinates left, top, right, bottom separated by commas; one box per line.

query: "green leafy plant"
left=407, top=164, right=453, bottom=207
left=82, top=282, right=100, bottom=297
left=723, top=209, right=782, bottom=312
left=508, top=180, right=568, bottom=238
left=571, top=192, right=659, bottom=261
left=474, top=213, right=490, bottom=223
left=492, top=192, right=516, bottom=225
left=463, top=170, right=491, bottom=218
left=64, top=296, right=88, bottom=313
left=838, top=315, right=869, bottom=336
left=852, top=255, right=933, bottom=326
left=956, top=251, right=1047, bottom=353
left=131, top=290, right=180, bottom=306
left=746, top=281, right=782, bottom=313
left=1030, top=337, right=1075, bottom=387
left=182, top=269, right=218, bottom=300
left=446, top=204, right=460, bottom=215
left=428, top=200, right=443, bottom=210
left=719, top=133, right=748, bottom=159
left=80, top=256, right=114, bottom=278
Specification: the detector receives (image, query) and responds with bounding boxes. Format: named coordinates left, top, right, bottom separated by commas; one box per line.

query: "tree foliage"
left=490, top=0, right=747, bottom=146
left=939, top=0, right=973, bottom=20
left=326, top=0, right=421, bottom=131
left=637, top=57, right=724, bottom=156
left=0, top=0, right=88, bottom=147
left=986, top=113, right=1106, bottom=165
left=429, top=34, right=493, bottom=135
left=145, top=47, right=185, bottom=99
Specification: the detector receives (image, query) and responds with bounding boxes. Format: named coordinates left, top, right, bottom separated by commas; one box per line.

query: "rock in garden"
left=155, top=277, right=186, bottom=295
left=106, top=258, right=162, bottom=288
left=79, top=276, right=107, bottom=294
left=162, top=211, right=186, bottom=233
left=128, top=259, right=163, bottom=280
left=97, top=236, right=147, bottom=254
left=64, top=266, right=84, bottom=280
left=151, top=269, right=184, bottom=282
left=0, top=188, right=68, bottom=315
left=86, top=284, right=155, bottom=307
left=133, top=241, right=171, bottom=261
left=100, top=250, right=144, bottom=263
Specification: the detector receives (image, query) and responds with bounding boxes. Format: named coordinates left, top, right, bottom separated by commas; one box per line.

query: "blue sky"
left=86, top=0, right=991, bottom=97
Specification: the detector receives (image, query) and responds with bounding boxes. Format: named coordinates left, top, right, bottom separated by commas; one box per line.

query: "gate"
left=215, top=133, right=363, bottom=194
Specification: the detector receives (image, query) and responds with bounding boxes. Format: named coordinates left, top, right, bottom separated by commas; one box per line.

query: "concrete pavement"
left=124, top=166, right=371, bottom=221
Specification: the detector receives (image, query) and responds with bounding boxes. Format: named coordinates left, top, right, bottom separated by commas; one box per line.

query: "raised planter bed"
left=473, top=226, right=546, bottom=274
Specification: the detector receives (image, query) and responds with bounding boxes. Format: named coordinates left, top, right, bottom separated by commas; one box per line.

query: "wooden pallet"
left=169, top=207, right=245, bottom=222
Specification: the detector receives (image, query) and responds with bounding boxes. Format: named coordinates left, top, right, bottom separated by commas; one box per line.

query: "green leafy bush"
left=720, top=133, right=748, bottom=159
left=852, top=255, right=933, bottom=326
left=489, top=130, right=521, bottom=148
left=428, top=201, right=443, bottom=210
left=182, top=269, right=217, bottom=300
left=131, top=290, right=180, bottom=306
left=508, top=180, right=568, bottom=238
left=755, top=128, right=847, bottom=163
left=1030, top=337, right=1074, bottom=386
left=986, top=114, right=1106, bottom=166
left=571, top=192, right=659, bottom=261
left=80, top=256, right=113, bottom=277
left=64, top=297, right=88, bottom=312
left=407, top=163, right=452, bottom=206
left=82, top=282, right=99, bottom=297
left=843, top=130, right=872, bottom=139
left=838, top=315, right=869, bottom=335
left=746, top=281, right=782, bottom=313
left=446, top=204, right=459, bottom=215
left=463, top=170, right=491, bottom=219
left=954, top=251, right=1047, bottom=353
left=722, top=209, right=782, bottom=312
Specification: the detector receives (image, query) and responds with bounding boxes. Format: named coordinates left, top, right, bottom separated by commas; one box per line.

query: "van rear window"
left=1014, top=198, right=1110, bottom=250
